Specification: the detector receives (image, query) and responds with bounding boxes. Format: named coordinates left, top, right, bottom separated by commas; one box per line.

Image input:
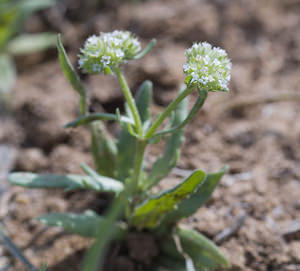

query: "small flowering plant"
left=9, top=30, right=231, bottom=271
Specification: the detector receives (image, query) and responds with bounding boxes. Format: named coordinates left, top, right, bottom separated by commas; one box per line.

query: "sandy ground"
left=0, top=0, right=300, bottom=270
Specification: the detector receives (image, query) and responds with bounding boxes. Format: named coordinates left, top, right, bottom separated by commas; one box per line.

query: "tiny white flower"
left=92, top=64, right=101, bottom=72
left=87, top=35, right=98, bottom=46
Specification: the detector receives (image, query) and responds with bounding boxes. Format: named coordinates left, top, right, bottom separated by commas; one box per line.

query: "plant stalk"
left=115, top=68, right=143, bottom=137
left=131, top=139, right=147, bottom=195
left=82, top=190, right=128, bottom=271
left=79, top=93, right=87, bottom=116
left=145, top=85, right=195, bottom=138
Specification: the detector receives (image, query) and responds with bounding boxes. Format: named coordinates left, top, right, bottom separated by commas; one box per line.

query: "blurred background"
left=0, top=0, right=299, bottom=270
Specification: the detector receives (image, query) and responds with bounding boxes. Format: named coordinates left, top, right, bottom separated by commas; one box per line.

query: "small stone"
left=282, top=221, right=300, bottom=242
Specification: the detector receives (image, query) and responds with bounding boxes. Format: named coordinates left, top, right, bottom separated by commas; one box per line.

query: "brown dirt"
left=1, top=0, right=300, bottom=270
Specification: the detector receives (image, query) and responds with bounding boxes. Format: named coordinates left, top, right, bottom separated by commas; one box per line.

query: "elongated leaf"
left=9, top=172, right=124, bottom=193
left=7, top=33, right=56, bottom=55
left=156, top=255, right=186, bottom=271
left=0, top=0, right=55, bottom=49
left=64, top=113, right=134, bottom=128
left=177, top=226, right=229, bottom=269
left=160, top=240, right=197, bottom=271
left=131, top=170, right=206, bottom=229
left=0, top=4, right=19, bottom=49
left=163, top=167, right=228, bottom=224
left=136, top=80, right=153, bottom=129
left=160, top=229, right=228, bottom=271
left=89, top=125, right=118, bottom=178
left=40, top=264, right=47, bottom=271
left=0, top=223, right=38, bottom=271
left=160, top=235, right=187, bottom=262
left=0, top=54, right=16, bottom=94
left=19, top=0, right=55, bottom=14
left=116, top=80, right=153, bottom=181
left=57, top=34, right=86, bottom=114
left=144, top=88, right=188, bottom=189
left=38, top=211, right=127, bottom=239
left=90, top=123, right=117, bottom=177
left=160, top=237, right=200, bottom=271
left=115, top=125, right=136, bottom=181
left=0, top=0, right=55, bottom=15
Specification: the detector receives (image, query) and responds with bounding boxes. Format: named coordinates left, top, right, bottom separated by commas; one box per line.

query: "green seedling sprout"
left=9, top=30, right=232, bottom=271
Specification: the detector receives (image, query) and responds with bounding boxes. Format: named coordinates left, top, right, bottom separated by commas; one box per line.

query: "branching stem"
left=145, top=85, right=195, bottom=138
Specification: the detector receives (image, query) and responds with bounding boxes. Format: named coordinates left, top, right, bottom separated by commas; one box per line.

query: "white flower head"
left=78, top=30, right=141, bottom=74
left=183, top=42, right=231, bottom=91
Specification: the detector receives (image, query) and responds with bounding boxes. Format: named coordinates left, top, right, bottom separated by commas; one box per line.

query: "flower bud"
left=78, top=30, right=141, bottom=74
left=183, top=42, right=231, bottom=91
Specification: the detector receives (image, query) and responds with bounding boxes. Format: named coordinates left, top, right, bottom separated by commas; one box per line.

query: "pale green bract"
left=183, top=42, right=231, bottom=92
left=78, top=30, right=141, bottom=74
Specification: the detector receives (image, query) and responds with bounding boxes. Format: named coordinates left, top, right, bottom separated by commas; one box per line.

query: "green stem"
left=145, top=85, right=195, bottom=138
left=131, top=139, right=147, bottom=195
left=82, top=190, right=127, bottom=271
left=79, top=92, right=87, bottom=116
left=151, top=89, right=208, bottom=137
left=115, top=68, right=143, bottom=137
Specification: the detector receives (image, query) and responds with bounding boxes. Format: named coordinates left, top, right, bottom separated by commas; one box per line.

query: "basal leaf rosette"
left=78, top=30, right=141, bottom=74
left=183, top=42, right=231, bottom=92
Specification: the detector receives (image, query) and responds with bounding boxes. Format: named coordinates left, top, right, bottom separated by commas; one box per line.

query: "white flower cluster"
left=78, top=30, right=141, bottom=74
left=183, top=42, right=231, bottom=91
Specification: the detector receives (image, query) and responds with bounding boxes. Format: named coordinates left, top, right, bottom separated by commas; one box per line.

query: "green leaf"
left=156, top=255, right=186, bottom=271
left=40, top=264, right=47, bottom=271
left=7, top=33, right=56, bottom=55
left=0, top=0, right=55, bottom=49
left=90, top=123, right=117, bottom=177
left=159, top=237, right=199, bottom=271
left=0, top=54, right=16, bottom=95
left=136, top=80, right=153, bottom=130
left=176, top=226, right=229, bottom=269
left=144, top=87, right=188, bottom=189
left=64, top=112, right=134, bottom=128
left=0, top=223, right=38, bottom=271
left=163, top=167, right=228, bottom=224
left=160, top=236, right=187, bottom=266
left=0, top=4, right=19, bottom=49
left=0, top=0, right=54, bottom=16
left=57, top=34, right=86, bottom=115
left=116, top=80, right=153, bottom=181
left=9, top=172, right=124, bottom=193
left=115, top=126, right=136, bottom=182
left=19, top=0, right=55, bottom=14
left=131, top=170, right=206, bottom=229
left=160, top=229, right=228, bottom=271
left=38, top=211, right=127, bottom=239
